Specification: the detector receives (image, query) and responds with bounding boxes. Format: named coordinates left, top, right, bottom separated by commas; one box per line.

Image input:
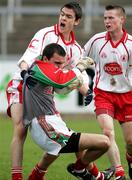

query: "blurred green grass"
left=0, top=114, right=129, bottom=179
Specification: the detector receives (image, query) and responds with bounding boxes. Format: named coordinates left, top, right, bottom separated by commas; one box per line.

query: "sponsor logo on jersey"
left=104, top=62, right=122, bottom=75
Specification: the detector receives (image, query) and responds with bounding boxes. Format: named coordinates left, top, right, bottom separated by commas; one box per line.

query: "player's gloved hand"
left=84, top=89, right=93, bottom=106
left=76, top=57, right=94, bottom=72
left=21, top=70, right=37, bottom=89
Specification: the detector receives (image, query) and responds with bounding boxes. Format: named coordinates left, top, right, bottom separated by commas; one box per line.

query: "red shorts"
left=6, top=79, right=23, bottom=117
left=94, top=87, right=132, bottom=123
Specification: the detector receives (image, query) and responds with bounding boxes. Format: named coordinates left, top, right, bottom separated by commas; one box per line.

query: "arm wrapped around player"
left=54, top=75, right=83, bottom=94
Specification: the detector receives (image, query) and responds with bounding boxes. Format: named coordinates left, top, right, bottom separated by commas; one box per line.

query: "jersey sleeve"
left=31, top=61, right=82, bottom=89
left=83, top=35, right=97, bottom=59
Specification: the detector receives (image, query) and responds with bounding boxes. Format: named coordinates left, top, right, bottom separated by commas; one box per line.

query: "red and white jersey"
left=83, top=30, right=132, bottom=93
left=13, top=24, right=82, bottom=80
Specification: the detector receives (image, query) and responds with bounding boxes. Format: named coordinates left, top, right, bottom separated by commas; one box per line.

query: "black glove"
left=21, top=70, right=37, bottom=89
left=84, top=89, right=93, bottom=106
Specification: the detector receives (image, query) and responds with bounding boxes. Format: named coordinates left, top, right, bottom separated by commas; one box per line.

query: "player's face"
left=104, top=9, right=125, bottom=33
left=50, top=53, right=66, bottom=68
left=58, top=7, right=80, bottom=34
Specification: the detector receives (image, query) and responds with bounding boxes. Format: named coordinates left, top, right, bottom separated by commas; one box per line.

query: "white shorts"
left=6, top=79, right=23, bottom=117
left=29, top=114, right=74, bottom=156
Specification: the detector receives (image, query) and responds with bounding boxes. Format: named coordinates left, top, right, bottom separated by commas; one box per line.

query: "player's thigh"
left=79, top=133, right=110, bottom=151
left=11, top=103, right=23, bottom=125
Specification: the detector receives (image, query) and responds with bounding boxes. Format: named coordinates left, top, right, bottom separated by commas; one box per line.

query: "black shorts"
left=59, top=132, right=81, bottom=153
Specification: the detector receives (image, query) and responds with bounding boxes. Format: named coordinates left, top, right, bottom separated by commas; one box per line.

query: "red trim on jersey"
left=106, top=29, right=128, bottom=48
left=55, top=24, right=75, bottom=45
left=122, top=43, right=130, bottom=60
left=74, top=43, right=82, bottom=55
left=87, top=36, right=105, bottom=56
left=99, top=40, right=109, bottom=55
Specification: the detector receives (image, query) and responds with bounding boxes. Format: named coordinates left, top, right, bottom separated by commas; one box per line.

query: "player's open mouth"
left=60, top=23, right=65, bottom=27
left=106, top=25, right=111, bottom=29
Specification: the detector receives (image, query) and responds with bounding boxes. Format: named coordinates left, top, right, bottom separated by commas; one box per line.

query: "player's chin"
left=105, top=26, right=113, bottom=32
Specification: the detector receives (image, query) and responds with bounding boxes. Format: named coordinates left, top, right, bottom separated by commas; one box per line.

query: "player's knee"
left=102, top=135, right=110, bottom=152
left=103, top=128, right=115, bottom=140
left=14, top=124, right=27, bottom=140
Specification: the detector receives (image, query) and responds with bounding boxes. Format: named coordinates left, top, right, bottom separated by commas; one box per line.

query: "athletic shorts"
left=94, top=87, right=132, bottom=123
left=6, top=79, right=23, bottom=117
left=29, top=114, right=80, bottom=156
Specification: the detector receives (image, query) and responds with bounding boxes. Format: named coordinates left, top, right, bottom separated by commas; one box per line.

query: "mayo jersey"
left=83, top=30, right=132, bottom=93
left=13, top=24, right=82, bottom=80
left=23, top=60, right=81, bottom=126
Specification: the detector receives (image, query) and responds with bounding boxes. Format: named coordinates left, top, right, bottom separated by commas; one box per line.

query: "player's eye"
left=55, top=62, right=62, bottom=65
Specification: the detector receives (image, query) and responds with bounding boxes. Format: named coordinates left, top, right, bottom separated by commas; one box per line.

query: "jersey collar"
left=54, top=24, right=75, bottom=45
left=105, top=29, right=128, bottom=48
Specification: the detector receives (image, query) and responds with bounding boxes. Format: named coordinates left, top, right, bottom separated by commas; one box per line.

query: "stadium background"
left=0, top=0, right=132, bottom=179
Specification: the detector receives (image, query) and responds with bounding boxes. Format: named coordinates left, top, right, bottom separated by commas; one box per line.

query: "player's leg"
left=67, top=133, right=115, bottom=180
left=28, top=153, right=58, bottom=180
left=97, top=114, right=125, bottom=179
left=121, top=121, right=132, bottom=179
left=94, top=88, right=125, bottom=179
left=6, top=80, right=27, bottom=180
left=28, top=117, right=61, bottom=179
left=10, top=103, right=28, bottom=180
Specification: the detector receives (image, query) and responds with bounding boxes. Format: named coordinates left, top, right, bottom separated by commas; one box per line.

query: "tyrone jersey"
left=13, top=24, right=82, bottom=81
left=23, top=60, right=81, bottom=126
left=83, top=30, right=132, bottom=93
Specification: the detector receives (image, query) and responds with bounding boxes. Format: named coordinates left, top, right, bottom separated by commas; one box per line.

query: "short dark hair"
left=42, top=43, right=66, bottom=60
left=105, top=5, right=126, bottom=17
left=61, top=1, right=82, bottom=20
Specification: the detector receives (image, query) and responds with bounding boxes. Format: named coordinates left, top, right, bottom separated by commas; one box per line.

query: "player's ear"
left=121, top=16, right=126, bottom=25
left=74, top=18, right=81, bottom=26
left=42, top=56, right=49, bottom=62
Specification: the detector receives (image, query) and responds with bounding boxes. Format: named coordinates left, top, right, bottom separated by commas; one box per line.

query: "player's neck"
left=62, top=32, right=71, bottom=43
left=110, top=29, right=124, bottom=42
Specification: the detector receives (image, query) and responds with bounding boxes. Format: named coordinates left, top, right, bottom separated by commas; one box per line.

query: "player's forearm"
left=78, top=84, right=89, bottom=96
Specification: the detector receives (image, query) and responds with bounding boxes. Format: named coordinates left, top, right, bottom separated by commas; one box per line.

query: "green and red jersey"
left=31, top=60, right=78, bottom=88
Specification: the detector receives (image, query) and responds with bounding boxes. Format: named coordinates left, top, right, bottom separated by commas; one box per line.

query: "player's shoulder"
left=35, top=25, right=55, bottom=35
left=90, top=31, right=106, bottom=41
